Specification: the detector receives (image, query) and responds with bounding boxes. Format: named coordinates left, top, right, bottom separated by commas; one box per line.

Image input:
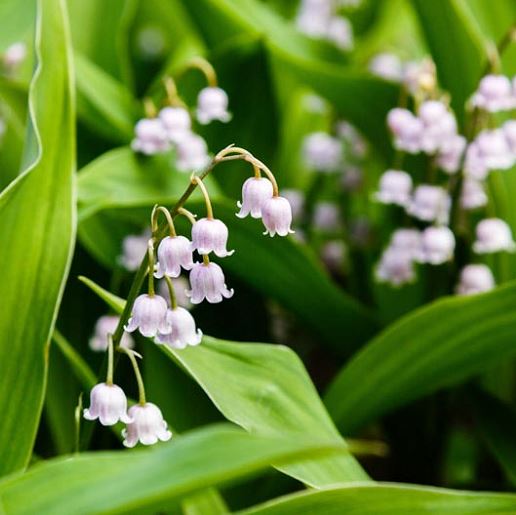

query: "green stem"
left=192, top=176, right=214, bottom=219
left=178, top=207, right=197, bottom=225
left=152, top=205, right=177, bottom=237
left=163, top=275, right=178, bottom=309
left=147, top=241, right=155, bottom=296
left=120, top=348, right=146, bottom=405
left=106, top=334, right=114, bottom=385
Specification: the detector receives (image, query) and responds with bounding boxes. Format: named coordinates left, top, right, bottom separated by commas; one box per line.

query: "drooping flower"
left=196, top=87, right=231, bottom=124
left=407, top=185, right=450, bottom=224
left=131, top=118, right=169, bottom=155
left=417, top=100, right=457, bottom=154
left=191, top=218, right=234, bottom=257
left=456, top=264, right=495, bottom=295
left=417, top=226, right=455, bottom=265
left=460, top=179, right=487, bottom=210
left=122, top=402, right=172, bottom=447
left=389, top=228, right=422, bottom=260
left=376, top=248, right=416, bottom=286
left=89, top=315, right=134, bottom=352
left=387, top=108, right=423, bottom=153
left=326, top=16, right=353, bottom=51
left=463, top=142, right=489, bottom=181
left=473, top=218, right=516, bottom=254
left=118, top=230, right=151, bottom=271
left=125, top=294, right=170, bottom=337
left=374, top=169, right=413, bottom=207
left=313, top=202, right=341, bottom=231
left=436, top=134, right=466, bottom=174
left=302, top=132, right=343, bottom=172
left=175, top=133, right=210, bottom=172
left=187, top=262, right=234, bottom=304
left=471, top=74, right=514, bottom=112
left=83, top=383, right=132, bottom=426
left=295, top=0, right=333, bottom=37
left=474, top=129, right=515, bottom=171
left=503, top=120, right=516, bottom=155
left=155, top=307, right=202, bottom=349
left=261, top=196, right=295, bottom=237
left=369, top=53, right=403, bottom=82
left=236, top=177, right=274, bottom=219
left=154, top=236, right=194, bottom=278
left=159, top=106, right=191, bottom=143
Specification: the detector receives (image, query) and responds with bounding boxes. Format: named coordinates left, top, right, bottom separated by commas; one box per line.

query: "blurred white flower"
left=125, top=294, right=170, bottom=337
left=119, top=230, right=151, bottom=272
left=460, top=179, right=487, bottom=210
left=136, top=26, right=166, bottom=60
left=159, top=107, right=191, bottom=144
left=387, top=108, right=423, bottom=153
left=369, top=53, right=403, bottom=82
left=3, top=42, right=26, bottom=69
left=471, top=74, right=514, bottom=112
left=407, top=185, right=450, bottom=224
left=89, top=315, right=134, bottom=352
left=196, top=87, right=231, bottom=124
left=403, top=58, right=436, bottom=95
left=326, top=17, right=353, bottom=51
left=456, top=264, right=495, bottom=296
left=131, top=118, right=169, bottom=155
left=156, top=307, right=202, bottom=349
left=473, top=218, right=516, bottom=254
left=187, top=262, right=234, bottom=304
left=261, top=196, right=295, bottom=237
left=389, top=228, right=422, bottom=260
left=417, top=226, right=455, bottom=265
left=84, top=383, right=131, bottom=426
left=320, top=240, right=347, bottom=272
left=313, top=201, right=340, bottom=231
left=281, top=189, right=305, bottom=223
left=463, top=142, right=489, bottom=181
left=374, top=169, right=413, bottom=207
left=417, top=100, right=457, bottom=154
left=122, top=402, right=172, bottom=447
left=436, top=134, right=466, bottom=174
left=473, top=129, right=515, bottom=171
left=175, top=133, right=210, bottom=172
left=376, top=248, right=416, bottom=286
left=302, top=132, right=343, bottom=172
left=503, top=120, right=516, bottom=155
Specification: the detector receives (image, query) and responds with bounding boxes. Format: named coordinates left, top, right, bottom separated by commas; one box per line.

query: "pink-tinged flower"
left=191, top=218, right=234, bottom=257
left=460, top=179, right=487, bottom=210
left=473, top=218, right=516, bottom=254
left=471, top=74, right=514, bottom=112
left=387, top=108, right=423, bottom=153
left=3, top=42, right=26, bottom=69
left=236, top=177, right=274, bottom=219
left=196, top=87, right=231, bottom=124
left=389, top=228, right=422, bottom=260
left=474, top=129, right=515, bottom=171
left=456, top=264, right=495, bottom=296
left=159, top=107, right=191, bottom=143
left=155, top=236, right=194, bottom=278
left=125, top=294, right=169, bottom=337
left=89, top=315, right=134, bottom=352
left=302, top=132, right=343, bottom=172
left=436, top=134, right=466, bottom=174
left=131, top=118, right=169, bottom=155
left=407, top=185, right=450, bottom=224
left=369, top=53, right=403, bottom=82
left=295, top=0, right=332, bottom=37
left=118, top=230, right=150, bottom=271
left=418, top=100, right=458, bottom=154
left=463, top=143, right=489, bottom=181
left=122, top=402, right=172, bottom=447
left=374, top=169, right=413, bottom=207
left=156, top=307, right=202, bottom=349
left=84, top=383, right=131, bottom=426
left=376, top=248, right=416, bottom=286
left=187, top=262, right=234, bottom=304
left=503, top=120, right=516, bottom=155
left=175, top=133, right=210, bottom=172
left=326, top=17, right=353, bottom=51
left=313, top=202, right=340, bottom=231
left=261, top=196, right=295, bottom=237
left=416, top=226, right=455, bottom=265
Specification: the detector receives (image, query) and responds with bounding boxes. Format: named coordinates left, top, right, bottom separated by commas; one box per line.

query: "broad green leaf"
left=79, top=278, right=370, bottom=486
left=0, top=425, right=345, bottom=515
left=238, top=483, right=516, bottom=514
left=0, top=0, right=75, bottom=475
left=411, top=0, right=487, bottom=123
left=325, top=281, right=516, bottom=433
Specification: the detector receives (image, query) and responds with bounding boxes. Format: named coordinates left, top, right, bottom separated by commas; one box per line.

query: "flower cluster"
left=296, top=0, right=354, bottom=51
left=131, top=58, right=231, bottom=173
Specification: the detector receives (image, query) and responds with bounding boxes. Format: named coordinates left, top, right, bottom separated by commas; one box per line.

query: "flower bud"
left=374, top=169, right=412, bottom=207
left=376, top=248, right=416, bottom=286
left=236, top=177, right=274, bottom=219
left=84, top=383, right=131, bottom=426
left=302, top=132, right=343, bottom=172
left=407, top=185, right=450, bottom=224
left=460, top=179, right=487, bottom=210
left=369, top=53, right=403, bottom=82
left=473, top=218, right=516, bottom=254
left=175, top=133, right=210, bottom=172
left=122, top=402, right=172, bottom=447
left=387, top=108, right=423, bottom=153
left=159, top=107, right=191, bottom=143
left=196, top=87, right=231, bottom=124
left=456, top=264, right=495, bottom=295
left=156, top=307, right=202, bottom=349
left=155, top=235, right=194, bottom=278
left=89, top=315, right=134, bottom=352
left=191, top=218, right=234, bottom=257
left=125, top=294, right=169, bottom=337
left=471, top=74, right=514, bottom=112
left=131, top=118, right=169, bottom=155
left=417, top=226, right=455, bottom=265
left=261, top=196, right=295, bottom=237
left=187, top=262, right=234, bottom=304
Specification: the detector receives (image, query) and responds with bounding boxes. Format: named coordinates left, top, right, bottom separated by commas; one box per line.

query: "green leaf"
left=0, top=0, right=75, bottom=475
left=325, top=281, right=516, bottom=433
left=0, top=425, right=345, bottom=515
left=238, top=484, right=516, bottom=514
left=411, top=0, right=487, bottom=123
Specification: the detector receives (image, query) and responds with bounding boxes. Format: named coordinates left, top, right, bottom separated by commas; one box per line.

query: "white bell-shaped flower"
left=187, top=262, right=234, bottom=304
left=473, top=218, right=516, bottom=254
left=302, top=132, right=343, bottom=172
left=456, top=264, right=495, bottom=295
left=436, top=134, right=466, bottom=174
left=155, top=307, right=202, bottom=349
left=175, top=133, right=210, bottom=172
left=191, top=218, right=234, bottom=257
left=261, top=196, right=295, bottom=237
left=463, top=142, right=489, bottom=181
left=503, top=120, right=516, bottom=155
left=376, top=248, right=416, bottom=286
left=407, top=185, right=450, bottom=224
left=122, top=402, right=172, bottom=447
left=196, top=87, right=231, bottom=124
left=389, top=228, right=422, bottom=260
left=89, top=315, right=134, bottom=352
left=295, top=0, right=332, bottom=37
left=3, top=42, right=26, bottom=69
left=313, top=202, right=340, bottom=231
left=471, top=74, right=514, bottom=112
left=236, top=177, right=274, bottom=219
left=387, top=108, right=423, bottom=153
left=326, top=16, right=353, bottom=51
left=281, top=189, right=305, bottom=223
left=131, top=118, right=169, bottom=155
left=154, top=235, right=194, bottom=278
left=84, top=383, right=132, bottom=426
left=159, top=106, right=191, bottom=143
left=125, top=294, right=170, bottom=337
left=369, top=53, right=403, bottom=82
left=474, top=129, right=515, bottom=171
left=460, top=179, right=487, bottom=210
left=417, top=226, right=455, bottom=265
left=418, top=100, right=457, bottom=154
left=118, top=230, right=151, bottom=271
left=374, top=169, right=413, bottom=207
